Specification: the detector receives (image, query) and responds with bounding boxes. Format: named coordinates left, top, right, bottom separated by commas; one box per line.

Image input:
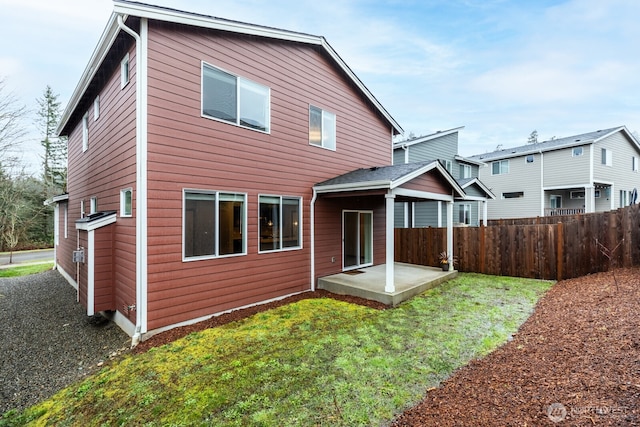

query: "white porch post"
left=385, top=193, right=395, bottom=293
left=447, top=200, right=454, bottom=271
left=482, top=200, right=488, bottom=226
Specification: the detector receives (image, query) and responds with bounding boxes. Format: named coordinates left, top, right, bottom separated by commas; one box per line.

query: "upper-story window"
left=202, top=62, right=270, bottom=133
left=460, top=164, right=471, bottom=178
left=120, top=188, right=132, bottom=217
left=121, top=53, right=130, bottom=88
left=93, top=96, right=100, bottom=121
left=309, top=105, right=336, bottom=150
left=572, top=147, right=583, bottom=157
left=633, top=156, right=638, bottom=172
left=601, top=148, right=612, bottom=166
left=492, top=160, right=509, bottom=175
left=441, top=160, right=452, bottom=173
left=525, top=154, right=535, bottom=163
left=82, top=113, right=89, bottom=152
left=90, top=197, right=98, bottom=214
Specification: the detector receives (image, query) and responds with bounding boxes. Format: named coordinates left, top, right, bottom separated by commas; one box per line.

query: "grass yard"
left=0, top=263, right=54, bottom=278
left=2, top=273, right=552, bottom=427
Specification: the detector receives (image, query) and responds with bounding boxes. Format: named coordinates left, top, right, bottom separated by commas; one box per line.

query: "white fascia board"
left=393, top=188, right=454, bottom=202
left=456, top=195, right=488, bottom=202
left=543, top=183, right=594, bottom=191
left=393, top=126, right=464, bottom=148
left=460, top=179, right=496, bottom=199
left=57, top=13, right=122, bottom=135
left=75, top=214, right=117, bottom=231
left=314, top=180, right=391, bottom=194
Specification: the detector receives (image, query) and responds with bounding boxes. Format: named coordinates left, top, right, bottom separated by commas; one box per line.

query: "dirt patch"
left=132, top=290, right=387, bottom=354
left=392, top=268, right=640, bottom=426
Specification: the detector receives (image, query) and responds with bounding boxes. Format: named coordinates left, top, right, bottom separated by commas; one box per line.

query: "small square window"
left=526, top=155, right=534, bottom=163
left=121, top=53, right=130, bottom=88
left=120, top=188, right=133, bottom=217
left=309, top=105, right=336, bottom=150
left=572, top=147, right=583, bottom=156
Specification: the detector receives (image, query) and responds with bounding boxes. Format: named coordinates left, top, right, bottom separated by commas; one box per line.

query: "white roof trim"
left=58, top=1, right=402, bottom=135
left=313, top=180, right=391, bottom=194
left=459, top=177, right=496, bottom=199
left=75, top=212, right=117, bottom=231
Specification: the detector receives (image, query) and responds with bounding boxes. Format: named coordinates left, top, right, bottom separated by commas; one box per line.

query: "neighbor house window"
left=526, top=155, right=534, bottom=163
left=90, top=197, right=98, bottom=214
left=594, top=189, right=601, bottom=198
left=620, top=190, right=628, bottom=207
left=550, top=195, right=562, bottom=209
left=601, top=148, right=612, bottom=166
left=259, top=195, right=302, bottom=252
left=120, top=188, right=132, bottom=217
left=460, top=164, right=472, bottom=178
left=94, top=96, right=100, bottom=121
left=572, top=147, right=583, bottom=157
left=82, top=113, right=89, bottom=152
left=441, top=159, right=452, bottom=173
left=458, top=204, right=471, bottom=224
left=183, top=190, right=247, bottom=259
left=492, top=160, right=509, bottom=175
left=502, top=191, right=524, bottom=199
left=570, top=191, right=585, bottom=199
left=121, top=53, right=130, bottom=88
left=202, top=62, right=270, bottom=132
left=633, top=156, right=638, bottom=172
left=309, top=105, right=336, bottom=150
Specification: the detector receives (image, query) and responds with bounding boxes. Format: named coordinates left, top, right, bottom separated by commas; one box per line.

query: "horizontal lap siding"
left=145, top=22, right=393, bottom=330
left=78, top=232, right=88, bottom=311
left=94, top=226, right=115, bottom=312
left=400, top=171, right=450, bottom=193
left=56, top=202, right=76, bottom=280
left=66, top=45, right=137, bottom=322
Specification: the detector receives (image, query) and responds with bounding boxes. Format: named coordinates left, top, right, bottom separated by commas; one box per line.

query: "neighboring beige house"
left=469, top=126, right=640, bottom=220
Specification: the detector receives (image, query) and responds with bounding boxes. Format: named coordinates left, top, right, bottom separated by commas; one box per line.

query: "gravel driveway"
left=0, top=270, right=131, bottom=414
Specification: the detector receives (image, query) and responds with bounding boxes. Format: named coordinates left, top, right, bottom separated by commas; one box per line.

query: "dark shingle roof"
left=469, top=127, right=622, bottom=162
left=315, top=161, right=436, bottom=187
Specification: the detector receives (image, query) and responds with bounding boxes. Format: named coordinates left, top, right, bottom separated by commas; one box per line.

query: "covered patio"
left=318, top=262, right=457, bottom=306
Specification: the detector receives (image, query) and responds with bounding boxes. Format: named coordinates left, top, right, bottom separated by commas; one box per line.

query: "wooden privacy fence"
left=395, top=204, right=640, bottom=280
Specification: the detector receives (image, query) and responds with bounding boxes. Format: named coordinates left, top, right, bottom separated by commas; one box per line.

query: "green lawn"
left=0, top=263, right=54, bottom=278
left=2, top=273, right=553, bottom=427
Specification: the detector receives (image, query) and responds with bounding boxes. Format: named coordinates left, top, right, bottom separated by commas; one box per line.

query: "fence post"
left=479, top=224, right=485, bottom=274
left=556, top=222, right=564, bottom=280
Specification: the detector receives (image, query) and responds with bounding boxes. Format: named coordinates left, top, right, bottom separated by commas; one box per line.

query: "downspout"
left=310, top=188, right=318, bottom=291
left=117, top=15, right=147, bottom=347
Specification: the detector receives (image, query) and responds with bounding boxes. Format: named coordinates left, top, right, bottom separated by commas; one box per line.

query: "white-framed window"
left=633, top=156, right=638, bottom=172
left=460, top=164, right=472, bottom=178
left=183, top=190, right=247, bottom=259
left=502, top=191, right=524, bottom=199
left=90, top=197, right=98, bottom=214
left=525, top=155, right=534, bottom=163
left=550, top=195, right=562, bottom=209
left=309, top=105, right=336, bottom=150
left=570, top=191, right=585, bottom=199
left=440, top=159, right=452, bottom=173
left=82, top=113, right=89, bottom=152
left=80, top=200, right=85, bottom=218
left=94, top=96, right=100, bottom=121
left=492, top=160, right=509, bottom=175
left=572, top=147, right=583, bottom=157
left=259, top=195, right=302, bottom=252
left=201, top=62, right=270, bottom=133
left=120, top=188, right=133, bottom=217
left=601, top=148, right=612, bottom=166
left=121, top=53, right=130, bottom=88
left=458, top=204, right=471, bottom=224
left=620, top=190, right=629, bottom=207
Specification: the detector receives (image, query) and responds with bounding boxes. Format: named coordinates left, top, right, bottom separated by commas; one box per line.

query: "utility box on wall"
left=72, top=249, right=85, bottom=263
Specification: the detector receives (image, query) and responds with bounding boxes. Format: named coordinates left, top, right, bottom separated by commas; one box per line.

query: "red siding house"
left=53, top=1, right=462, bottom=344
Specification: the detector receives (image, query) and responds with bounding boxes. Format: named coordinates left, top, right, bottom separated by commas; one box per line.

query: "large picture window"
left=259, top=195, right=301, bottom=252
left=309, top=105, right=336, bottom=150
left=184, top=190, right=246, bottom=259
left=202, top=63, right=270, bottom=132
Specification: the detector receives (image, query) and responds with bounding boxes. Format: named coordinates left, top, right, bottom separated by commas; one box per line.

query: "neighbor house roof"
left=57, top=0, right=402, bottom=136
left=456, top=177, right=496, bottom=199
left=314, top=160, right=465, bottom=196
left=469, top=126, right=639, bottom=162
left=392, top=126, right=465, bottom=149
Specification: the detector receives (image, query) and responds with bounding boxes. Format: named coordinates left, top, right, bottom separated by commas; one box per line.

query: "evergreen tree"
left=36, top=85, right=67, bottom=196
left=527, top=130, right=538, bottom=144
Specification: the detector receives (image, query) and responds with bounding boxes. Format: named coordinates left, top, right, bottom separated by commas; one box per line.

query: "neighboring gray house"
left=393, top=127, right=495, bottom=227
left=469, top=126, right=640, bottom=220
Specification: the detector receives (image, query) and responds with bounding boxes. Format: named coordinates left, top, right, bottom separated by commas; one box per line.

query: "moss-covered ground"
left=1, top=273, right=552, bottom=427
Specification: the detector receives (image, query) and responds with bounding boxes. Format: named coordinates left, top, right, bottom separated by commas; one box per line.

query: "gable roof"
left=57, top=0, right=402, bottom=136
left=457, top=177, right=496, bottom=199
left=469, top=126, right=639, bottom=162
left=392, top=126, right=464, bottom=150
left=314, top=160, right=465, bottom=196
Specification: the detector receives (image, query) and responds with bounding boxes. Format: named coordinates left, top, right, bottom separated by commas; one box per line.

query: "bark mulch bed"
left=392, top=267, right=640, bottom=426
left=133, top=270, right=639, bottom=426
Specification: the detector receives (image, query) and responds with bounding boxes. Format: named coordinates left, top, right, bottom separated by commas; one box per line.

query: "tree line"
left=0, top=77, right=67, bottom=259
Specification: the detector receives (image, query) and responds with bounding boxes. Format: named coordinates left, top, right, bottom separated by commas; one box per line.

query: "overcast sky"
left=1, top=0, right=639, bottom=173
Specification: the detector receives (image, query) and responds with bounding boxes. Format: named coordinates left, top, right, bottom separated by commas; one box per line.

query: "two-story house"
left=393, top=127, right=494, bottom=227
left=469, top=126, right=640, bottom=220
left=50, top=1, right=463, bottom=343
